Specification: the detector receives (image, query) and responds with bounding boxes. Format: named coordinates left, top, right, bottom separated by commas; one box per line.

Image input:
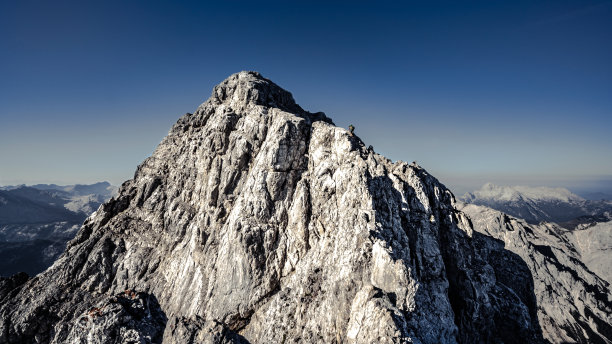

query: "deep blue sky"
left=1, top=0, right=611, bottom=195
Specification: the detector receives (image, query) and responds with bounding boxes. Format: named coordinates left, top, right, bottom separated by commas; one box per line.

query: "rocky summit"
left=0, top=72, right=610, bottom=344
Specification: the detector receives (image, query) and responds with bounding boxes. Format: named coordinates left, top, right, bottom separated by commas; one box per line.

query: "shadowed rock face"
left=0, top=72, right=610, bottom=343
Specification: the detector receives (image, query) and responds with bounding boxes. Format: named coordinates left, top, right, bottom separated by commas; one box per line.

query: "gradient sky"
left=1, top=0, right=611, bottom=195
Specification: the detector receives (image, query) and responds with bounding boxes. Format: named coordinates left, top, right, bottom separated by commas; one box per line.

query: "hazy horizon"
left=2, top=169, right=611, bottom=200
left=1, top=1, right=611, bottom=196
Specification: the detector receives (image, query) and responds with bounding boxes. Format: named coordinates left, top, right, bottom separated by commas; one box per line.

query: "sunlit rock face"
left=0, top=72, right=610, bottom=344
left=562, top=220, right=612, bottom=285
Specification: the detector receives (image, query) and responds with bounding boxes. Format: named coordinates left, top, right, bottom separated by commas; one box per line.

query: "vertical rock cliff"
left=0, top=72, right=610, bottom=344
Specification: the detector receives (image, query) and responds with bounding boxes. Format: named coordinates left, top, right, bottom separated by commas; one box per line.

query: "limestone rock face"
left=0, top=72, right=610, bottom=344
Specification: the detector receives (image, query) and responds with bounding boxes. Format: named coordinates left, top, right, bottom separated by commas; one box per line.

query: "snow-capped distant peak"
left=466, top=183, right=585, bottom=203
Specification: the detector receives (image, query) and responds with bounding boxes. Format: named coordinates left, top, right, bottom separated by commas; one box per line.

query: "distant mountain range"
left=461, top=183, right=612, bottom=287
left=0, top=182, right=116, bottom=276
left=461, top=183, right=612, bottom=226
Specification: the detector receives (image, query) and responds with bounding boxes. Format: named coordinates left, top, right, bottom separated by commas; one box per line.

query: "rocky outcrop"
left=0, top=72, right=610, bottom=343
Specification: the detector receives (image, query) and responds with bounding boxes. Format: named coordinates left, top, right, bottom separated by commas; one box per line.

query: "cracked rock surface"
left=0, top=72, right=610, bottom=344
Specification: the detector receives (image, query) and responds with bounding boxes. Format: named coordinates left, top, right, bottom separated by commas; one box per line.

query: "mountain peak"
left=459, top=183, right=612, bottom=225
left=173, top=71, right=332, bottom=135
left=1, top=73, right=610, bottom=344
left=206, top=71, right=304, bottom=114
left=468, top=183, right=584, bottom=203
